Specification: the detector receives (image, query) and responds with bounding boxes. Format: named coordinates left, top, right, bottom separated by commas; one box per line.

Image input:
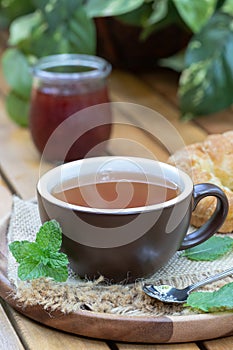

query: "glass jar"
left=29, top=54, right=112, bottom=163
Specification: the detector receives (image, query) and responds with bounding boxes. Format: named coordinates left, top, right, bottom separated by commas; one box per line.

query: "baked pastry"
left=168, top=131, right=233, bottom=233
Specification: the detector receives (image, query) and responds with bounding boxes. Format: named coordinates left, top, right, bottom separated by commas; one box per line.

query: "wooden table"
left=0, top=53, right=233, bottom=349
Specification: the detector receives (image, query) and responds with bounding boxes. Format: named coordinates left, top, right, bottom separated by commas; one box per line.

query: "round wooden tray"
left=1, top=215, right=233, bottom=344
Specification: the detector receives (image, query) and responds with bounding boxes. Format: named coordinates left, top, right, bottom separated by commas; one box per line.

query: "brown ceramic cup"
left=37, top=156, right=229, bottom=283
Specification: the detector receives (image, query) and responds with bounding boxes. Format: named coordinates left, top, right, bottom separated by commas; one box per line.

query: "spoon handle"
left=189, top=267, right=233, bottom=293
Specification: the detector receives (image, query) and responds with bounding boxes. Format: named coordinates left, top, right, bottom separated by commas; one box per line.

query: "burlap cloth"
left=6, top=196, right=233, bottom=316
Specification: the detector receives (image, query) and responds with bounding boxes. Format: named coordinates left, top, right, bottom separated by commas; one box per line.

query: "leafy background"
left=1, top=0, right=233, bottom=126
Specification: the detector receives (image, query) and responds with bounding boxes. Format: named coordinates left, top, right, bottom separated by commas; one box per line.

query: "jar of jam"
left=29, top=54, right=112, bottom=163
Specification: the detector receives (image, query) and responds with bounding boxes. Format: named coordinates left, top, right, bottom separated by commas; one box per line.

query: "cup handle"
left=179, top=183, right=229, bottom=250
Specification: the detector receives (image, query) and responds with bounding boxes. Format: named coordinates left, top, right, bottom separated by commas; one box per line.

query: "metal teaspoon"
left=143, top=267, right=233, bottom=303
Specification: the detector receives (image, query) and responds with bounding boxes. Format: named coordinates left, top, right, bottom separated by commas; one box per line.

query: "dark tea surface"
left=53, top=177, right=179, bottom=209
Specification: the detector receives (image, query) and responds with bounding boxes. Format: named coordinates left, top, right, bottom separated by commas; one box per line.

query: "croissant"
left=168, top=131, right=233, bottom=233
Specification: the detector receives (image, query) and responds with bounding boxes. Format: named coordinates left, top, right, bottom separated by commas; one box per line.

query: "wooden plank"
left=0, top=303, right=25, bottom=350
left=140, top=68, right=179, bottom=106
left=5, top=306, right=111, bottom=350
left=108, top=100, right=191, bottom=158
left=0, top=97, right=52, bottom=200
left=203, top=336, right=233, bottom=350
left=108, top=106, right=170, bottom=161
left=109, top=70, right=207, bottom=147
left=108, top=123, right=169, bottom=161
left=192, top=109, right=233, bottom=135
left=117, top=342, right=200, bottom=350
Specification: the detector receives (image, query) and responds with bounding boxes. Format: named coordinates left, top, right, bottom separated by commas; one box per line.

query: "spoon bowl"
left=143, top=267, right=233, bottom=303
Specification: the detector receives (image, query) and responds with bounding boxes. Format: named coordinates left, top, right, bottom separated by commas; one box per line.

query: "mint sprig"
left=185, top=282, right=233, bottom=312
left=9, top=220, right=69, bottom=282
left=182, top=236, right=233, bottom=261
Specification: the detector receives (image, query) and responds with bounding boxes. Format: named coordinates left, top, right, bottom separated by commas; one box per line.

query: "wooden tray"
left=1, top=215, right=233, bottom=344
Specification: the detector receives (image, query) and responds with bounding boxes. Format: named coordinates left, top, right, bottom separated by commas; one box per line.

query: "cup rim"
left=37, top=156, right=193, bottom=215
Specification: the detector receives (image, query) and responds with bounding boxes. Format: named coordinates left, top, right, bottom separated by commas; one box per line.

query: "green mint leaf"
left=9, top=241, right=41, bottom=263
left=185, top=282, right=233, bottom=312
left=9, top=241, right=32, bottom=263
left=45, top=252, right=69, bottom=268
left=17, top=252, right=69, bottom=282
left=182, top=236, right=233, bottom=261
left=9, top=220, right=69, bottom=282
left=18, top=258, right=48, bottom=281
left=43, top=265, right=69, bottom=282
left=18, top=258, right=68, bottom=282
left=36, top=220, right=62, bottom=252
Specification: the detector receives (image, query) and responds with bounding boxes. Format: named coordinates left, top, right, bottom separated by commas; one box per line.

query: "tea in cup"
left=37, top=156, right=228, bottom=282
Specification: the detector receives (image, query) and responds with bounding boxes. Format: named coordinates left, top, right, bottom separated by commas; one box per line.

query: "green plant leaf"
left=172, top=0, right=218, bottom=33
left=139, top=0, right=180, bottom=41
left=43, top=265, right=69, bottom=282
left=68, top=7, right=96, bottom=54
left=17, top=5, right=96, bottom=57
left=159, top=50, right=185, bottom=72
left=5, top=91, right=30, bottom=127
left=9, top=241, right=39, bottom=263
left=17, top=253, right=69, bottom=281
left=146, top=0, right=169, bottom=26
left=9, top=220, right=69, bottom=282
left=182, top=236, right=233, bottom=261
left=36, top=220, right=62, bottom=252
left=222, top=0, right=233, bottom=16
left=84, top=0, right=144, bottom=17
left=0, top=0, right=35, bottom=28
left=8, top=11, right=42, bottom=46
left=33, top=0, right=80, bottom=30
left=2, top=48, right=32, bottom=99
left=185, top=282, right=233, bottom=312
left=45, top=252, right=69, bottom=268
left=18, top=258, right=47, bottom=281
left=179, top=12, right=233, bottom=118
left=117, top=2, right=152, bottom=27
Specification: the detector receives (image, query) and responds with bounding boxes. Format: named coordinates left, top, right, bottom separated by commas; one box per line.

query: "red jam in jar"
left=29, top=54, right=112, bottom=162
